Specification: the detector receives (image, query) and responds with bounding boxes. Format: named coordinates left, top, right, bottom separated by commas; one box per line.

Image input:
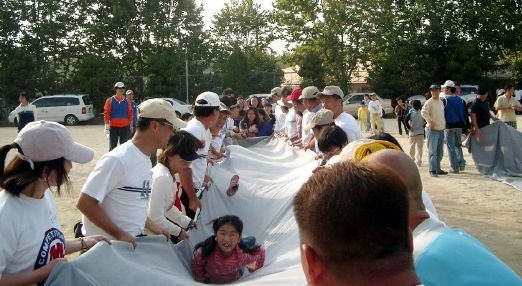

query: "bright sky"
left=195, top=0, right=286, bottom=54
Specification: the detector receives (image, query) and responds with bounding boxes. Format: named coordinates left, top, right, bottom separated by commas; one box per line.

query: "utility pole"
left=185, top=46, right=189, bottom=104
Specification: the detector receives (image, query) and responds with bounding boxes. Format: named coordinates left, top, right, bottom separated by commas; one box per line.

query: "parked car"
left=342, top=93, right=393, bottom=118
left=8, top=94, right=94, bottom=125
left=406, top=94, right=428, bottom=106
left=160, top=98, right=191, bottom=116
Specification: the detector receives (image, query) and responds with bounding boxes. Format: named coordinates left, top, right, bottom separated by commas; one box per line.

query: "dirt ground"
left=0, top=118, right=520, bottom=275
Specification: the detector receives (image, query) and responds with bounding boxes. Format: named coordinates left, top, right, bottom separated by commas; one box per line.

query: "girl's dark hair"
left=257, top=108, right=267, bottom=121
left=412, top=100, right=421, bottom=110
left=317, top=125, right=349, bottom=153
left=194, top=106, right=218, bottom=117
left=180, top=113, right=193, bottom=121
left=368, top=132, right=403, bottom=151
left=0, top=143, right=70, bottom=196
left=249, top=96, right=260, bottom=108
left=241, top=107, right=260, bottom=126
left=157, top=131, right=203, bottom=165
left=193, top=215, right=260, bottom=259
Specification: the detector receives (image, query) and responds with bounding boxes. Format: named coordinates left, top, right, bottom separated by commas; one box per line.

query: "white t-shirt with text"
left=0, top=190, right=65, bottom=279
left=81, top=141, right=152, bottom=238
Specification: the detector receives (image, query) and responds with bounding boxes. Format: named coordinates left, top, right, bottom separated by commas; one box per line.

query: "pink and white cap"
left=14, top=121, right=94, bottom=167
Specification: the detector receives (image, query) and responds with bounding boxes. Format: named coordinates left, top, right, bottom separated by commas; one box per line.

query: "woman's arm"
left=0, top=258, right=66, bottom=286
left=148, top=176, right=184, bottom=237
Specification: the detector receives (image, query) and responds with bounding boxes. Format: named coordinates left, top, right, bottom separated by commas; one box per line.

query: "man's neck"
left=196, top=116, right=213, bottom=129
left=131, top=132, right=156, bottom=157
left=409, top=209, right=430, bottom=230
left=20, top=102, right=28, bottom=107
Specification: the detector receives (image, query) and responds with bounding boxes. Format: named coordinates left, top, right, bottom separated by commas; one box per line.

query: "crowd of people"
left=1, top=80, right=521, bottom=286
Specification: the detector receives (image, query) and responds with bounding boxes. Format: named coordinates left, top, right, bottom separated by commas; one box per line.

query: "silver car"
left=343, top=93, right=393, bottom=118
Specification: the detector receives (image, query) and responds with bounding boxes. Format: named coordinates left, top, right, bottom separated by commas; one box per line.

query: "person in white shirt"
left=271, top=87, right=286, bottom=133
left=148, top=131, right=202, bottom=244
left=300, top=86, right=322, bottom=150
left=368, top=93, right=383, bottom=134
left=14, top=91, right=37, bottom=132
left=180, top=92, right=221, bottom=219
left=317, top=85, right=362, bottom=143
left=77, top=99, right=187, bottom=249
left=0, top=121, right=109, bottom=285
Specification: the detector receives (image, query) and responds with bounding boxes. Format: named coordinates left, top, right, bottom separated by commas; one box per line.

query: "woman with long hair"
left=0, top=121, right=109, bottom=285
left=239, top=107, right=260, bottom=137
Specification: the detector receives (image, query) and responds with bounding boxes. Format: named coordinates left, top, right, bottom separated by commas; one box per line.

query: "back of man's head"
left=366, top=150, right=424, bottom=210
left=294, top=161, right=414, bottom=285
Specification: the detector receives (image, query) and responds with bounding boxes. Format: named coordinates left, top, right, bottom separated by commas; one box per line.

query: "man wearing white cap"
left=317, top=85, right=362, bottom=143
left=180, top=92, right=221, bottom=219
left=442, top=80, right=469, bottom=173
left=104, top=82, right=133, bottom=151
left=77, top=99, right=186, bottom=248
left=271, top=87, right=286, bottom=133
left=300, top=86, right=322, bottom=149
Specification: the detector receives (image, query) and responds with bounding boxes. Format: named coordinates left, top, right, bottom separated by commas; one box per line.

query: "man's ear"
left=301, top=244, right=324, bottom=285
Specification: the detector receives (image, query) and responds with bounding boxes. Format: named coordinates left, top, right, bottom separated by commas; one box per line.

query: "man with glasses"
left=180, top=92, right=221, bottom=219
left=77, top=99, right=186, bottom=249
left=317, top=85, right=362, bottom=143
left=104, top=82, right=134, bottom=151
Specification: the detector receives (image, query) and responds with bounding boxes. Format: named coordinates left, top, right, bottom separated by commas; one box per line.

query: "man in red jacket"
left=104, top=82, right=133, bottom=151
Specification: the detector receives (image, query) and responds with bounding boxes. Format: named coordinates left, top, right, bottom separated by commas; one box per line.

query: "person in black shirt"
left=470, top=85, right=499, bottom=139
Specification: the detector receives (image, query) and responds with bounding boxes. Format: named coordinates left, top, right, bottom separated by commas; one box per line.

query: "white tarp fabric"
left=46, top=137, right=317, bottom=286
left=463, top=121, right=522, bottom=191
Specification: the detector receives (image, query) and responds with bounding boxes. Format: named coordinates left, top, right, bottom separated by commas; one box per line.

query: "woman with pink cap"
left=0, top=121, right=110, bottom=285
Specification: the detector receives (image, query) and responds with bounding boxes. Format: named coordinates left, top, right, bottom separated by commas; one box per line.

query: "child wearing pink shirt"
left=192, top=215, right=265, bottom=284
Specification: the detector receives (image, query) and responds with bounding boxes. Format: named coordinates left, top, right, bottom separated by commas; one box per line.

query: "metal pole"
left=185, top=47, right=189, bottom=104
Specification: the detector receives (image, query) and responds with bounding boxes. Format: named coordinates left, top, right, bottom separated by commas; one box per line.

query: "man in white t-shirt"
left=180, top=92, right=221, bottom=219
left=77, top=99, right=187, bottom=248
left=300, top=86, right=322, bottom=149
left=271, top=87, right=286, bottom=133
left=317, top=85, right=362, bottom=143
left=368, top=93, right=383, bottom=133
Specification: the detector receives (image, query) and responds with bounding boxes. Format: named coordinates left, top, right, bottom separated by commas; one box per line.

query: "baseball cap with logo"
left=219, top=102, right=229, bottom=113
left=497, top=89, right=506, bottom=96
left=113, top=82, right=125, bottom=89
left=14, top=121, right=94, bottom=168
left=138, top=98, right=186, bottom=129
left=441, top=80, right=455, bottom=88
left=305, top=109, right=334, bottom=130
left=317, top=86, right=344, bottom=99
left=195, top=92, right=221, bottom=107
left=125, top=89, right=134, bottom=95
left=300, top=86, right=320, bottom=100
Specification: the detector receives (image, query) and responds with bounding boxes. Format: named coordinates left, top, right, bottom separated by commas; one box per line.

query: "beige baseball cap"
left=300, top=86, right=320, bottom=99
left=138, top=98, right=186, bottom=129
left=305, top=109, right=334, bottom=130
left=317, top=85, right=344, bottom=99
left=271, top=87, right=282, bottom=96
left=14, top=121, right=94, bottom=165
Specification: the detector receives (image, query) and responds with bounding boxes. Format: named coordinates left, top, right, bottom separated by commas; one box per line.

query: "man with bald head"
left=367, top=150, right=521, bottom=285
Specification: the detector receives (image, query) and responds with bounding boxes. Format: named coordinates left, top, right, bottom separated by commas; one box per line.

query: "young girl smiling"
left=192, top=215, right=265, bottom=284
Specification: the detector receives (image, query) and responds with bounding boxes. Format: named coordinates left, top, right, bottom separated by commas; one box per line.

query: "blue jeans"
left=427, top=129, right=444, bottom=173
left=445, top=128, right=461, bottom=171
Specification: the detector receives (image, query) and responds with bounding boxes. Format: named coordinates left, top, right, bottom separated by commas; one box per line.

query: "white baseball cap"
left=195, top=92, right=221, bottom=107
left=441, top=80, right=455, bottom=88
left=138, top=99, right=187, bottom=129
left=113, top=82, right=125, bottom=89
left=14, top=121, right=94, bottom=165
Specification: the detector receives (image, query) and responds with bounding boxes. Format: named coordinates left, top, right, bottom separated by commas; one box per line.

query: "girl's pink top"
left=192, top=245, right=265, bottom=284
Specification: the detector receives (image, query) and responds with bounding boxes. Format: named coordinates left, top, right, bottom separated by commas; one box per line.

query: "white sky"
left=195, top=0, right=286, bottom=54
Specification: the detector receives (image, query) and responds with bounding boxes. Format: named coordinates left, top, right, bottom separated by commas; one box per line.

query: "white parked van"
left=8, top=94, right=95, bottom=125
